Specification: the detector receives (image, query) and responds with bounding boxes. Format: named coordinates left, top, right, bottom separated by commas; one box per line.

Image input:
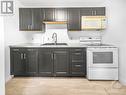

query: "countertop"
left=9, top=43, right=116, bottom=48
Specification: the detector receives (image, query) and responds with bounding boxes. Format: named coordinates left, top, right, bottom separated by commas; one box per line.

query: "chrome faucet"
left=52, top=33, right=57, bottom=45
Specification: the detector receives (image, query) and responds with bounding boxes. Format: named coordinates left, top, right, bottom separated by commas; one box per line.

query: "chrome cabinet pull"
left=21, top=53, right=23, bottom=59
left=13, top=49, right=19, bottom=51
left=74, top=53, right=81, bottom=55
left=92, top=11, right=94, bottom=15
left=28, top=25, right=30, bottom=30
left=51, top=53, right=53, bottom=60
left=54, top=54, right=56, bottom=60
left=94, top=11, right=97, bottom=15
left=27, top=49, right=33, bottom=51
left=74, top=49, right=82, bottom=51
left=24, top=53, right=26, bottom=59
left=75, top=65, right=82, bottom=67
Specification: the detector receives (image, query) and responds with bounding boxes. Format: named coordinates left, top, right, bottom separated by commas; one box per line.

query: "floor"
left=6, top=77, right=126, bottom=95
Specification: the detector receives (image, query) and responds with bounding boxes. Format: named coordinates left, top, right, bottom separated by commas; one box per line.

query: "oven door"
left=87, top=47, right=118, bottom=68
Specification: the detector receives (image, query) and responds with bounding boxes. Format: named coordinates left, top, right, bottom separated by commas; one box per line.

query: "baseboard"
left=119, top=78, right=126, bottom=86
left=5, top=75, right=14, bottom=83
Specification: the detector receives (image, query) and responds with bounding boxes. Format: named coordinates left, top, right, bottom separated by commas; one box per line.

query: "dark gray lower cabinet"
left=54, top=49, right=69, bottom=76
left=10, top=48, right=25, bottom=75
left=25, top=49, right=38, bottom=76
left=10, top=48, right=86, bottom=77
left=10, top=48, right=38, bottom=76
left=70, top=49, right=86, bottom=76
left=38, top=49, right=53, bottom=76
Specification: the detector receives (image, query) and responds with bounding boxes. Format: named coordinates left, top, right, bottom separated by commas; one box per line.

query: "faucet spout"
left=52, top=33, right=57, bottom=44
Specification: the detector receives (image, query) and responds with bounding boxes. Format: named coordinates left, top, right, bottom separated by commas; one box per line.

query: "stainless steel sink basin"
left=41, top=43, right=68, bottom=46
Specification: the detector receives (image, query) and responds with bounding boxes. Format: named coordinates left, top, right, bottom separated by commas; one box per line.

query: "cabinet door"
left=81, top=7, right=105, bottom=16
left=10, top=48, right=25, bottom=75
left=92, top=7, right=105, bottom=16
left=54, top=49, right=69, bottom=76
left=25, top=49, right=38, bottom=76
left=19, top=8, right=32, bottom=30
left=43, top=8, right=55, bottom=21
left=32, top=8, right=43, bottom=31
left=38, top=49, right=53, bottom=76
left=80, top=8, right=93, bottom=16
left=55, top=8, right=67, bottom=21
left=67, top=8, right=81, bottom=31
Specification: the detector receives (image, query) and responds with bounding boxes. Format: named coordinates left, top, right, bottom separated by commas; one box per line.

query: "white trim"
left=5, top=75, right=14, bottom=83
left=119, top=78, right=126, bottom=86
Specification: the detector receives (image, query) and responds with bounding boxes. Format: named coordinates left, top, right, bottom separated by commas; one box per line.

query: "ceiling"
left=19, top=0, right=106, bottom=7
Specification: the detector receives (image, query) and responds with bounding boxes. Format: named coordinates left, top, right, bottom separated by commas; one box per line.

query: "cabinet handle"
left=92, top=11, right=94, bottom=15
left=28, top=25, right=30, bottom=30
left=94, top=11, right=97, bottom=15
left=51, top=53, right=53, bottom=60
left=75, top=65, right=82, bottom=67
left=27, top=49, right=33, bottom=51
left=13, top=49, right=19, bottom=51
left=74, top=53, right=81, bottom=55
left=21, top=53, right=23, bottom=59
left=24, top=53, right=26, bottom=59
left=74, top=49, right=82, bottom=51
left=54, top=54, right=56, bottom=60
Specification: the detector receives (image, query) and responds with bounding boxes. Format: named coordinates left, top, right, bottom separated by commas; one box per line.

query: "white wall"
left=4, top=0, right=126, bottom=85
left=4, top=0, right=34, bottom=82
left=101, top=0, right=126, bottom=85
left=0, top=16, right=5, bottom=95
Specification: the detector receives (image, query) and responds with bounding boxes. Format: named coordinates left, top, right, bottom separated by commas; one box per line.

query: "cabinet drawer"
left=71, top=66, right=84, bottom=73
left=70, top=49, right=83, bottom=52
left=71, top=53, right=83, bottom=60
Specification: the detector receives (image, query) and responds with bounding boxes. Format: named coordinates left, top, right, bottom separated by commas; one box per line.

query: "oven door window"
left=93, top=52, right=113, bottom=64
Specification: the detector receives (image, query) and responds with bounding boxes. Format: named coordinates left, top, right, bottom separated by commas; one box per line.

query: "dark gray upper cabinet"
left=19, top=8, right=32, bottom=30
left=80, top=8, right=93, bottom=16
left=19, top=8, right=42, bottom=31
left=25, top=49, right=38, bottom=76
left=53, top=49, right=69, bottom=76
left=43, top=8, right=55, bottom=21
left=55, top=8, right=67, bottom=21
left=43, top=8, right=67, bottom=21
left=19, top=7, right=105, bottom=31
left=31, top=8, right=44, bottom=31
left=92, top=7, right=105, bottom=16
left=80, top=7, right=105, bottom=16
left=38, top=49, right=53, bottom=76
left=67, top=8, right=81, bottom=31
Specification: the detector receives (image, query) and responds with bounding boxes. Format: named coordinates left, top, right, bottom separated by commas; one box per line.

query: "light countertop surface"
left=9, top=43, right=116, bottom=48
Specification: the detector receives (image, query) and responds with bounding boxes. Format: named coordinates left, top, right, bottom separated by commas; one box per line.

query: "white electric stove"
left=80, top=36, right=119, bottom=80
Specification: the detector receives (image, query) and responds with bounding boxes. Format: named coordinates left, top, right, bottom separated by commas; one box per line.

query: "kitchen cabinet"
left=10, top=48, right=25, bottom=75
left=70, top=49, right=86, bottom=76
left=10, top=47, right=86, bottom=77
left=55, top=8, right=67, bottom=21
left=25, top=49, right=38, bottom=76
left=43, top=8, right=55, bottom=21
left=80, top=7, right=105, bottom=16
left=19, top=7, right=105, bottom=31
left=67, top=8, right=81, bottom=31
left=10, top=48, right=38, bottom=76
left=54, top=49, right=69, bottom=76
left=19, top=8, right=43, bottom=31
left=43, top=8, right=67, bottom=21
left=38, top=49, right=53, bottom=76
